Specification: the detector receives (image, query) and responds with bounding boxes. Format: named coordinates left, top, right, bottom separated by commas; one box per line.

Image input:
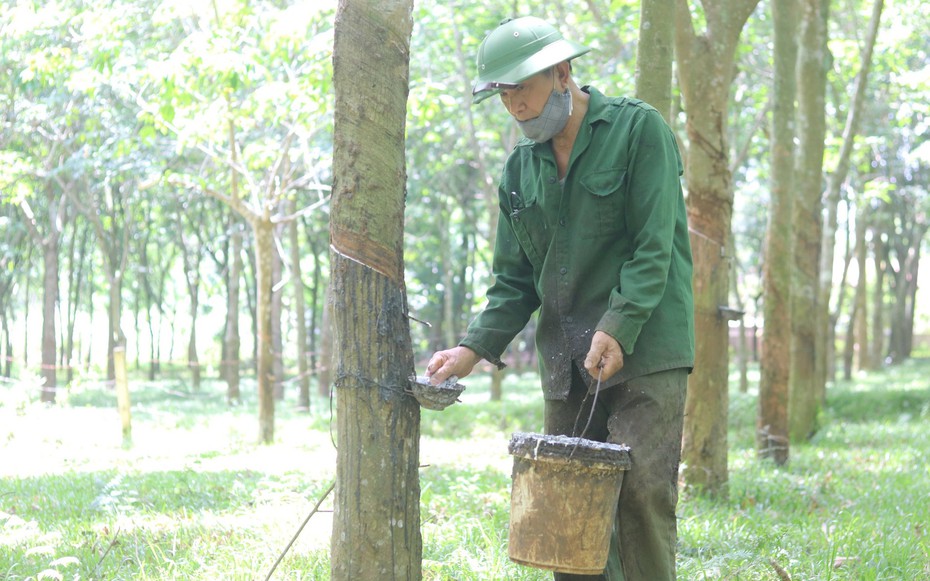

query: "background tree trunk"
left=330, top=0, right=420, bottom=578
left=272, top=223, right=285, bottom=401
left=817, top=0, right=885, bottom=393
left=19, top=191, right=63, bottom=403
left=853, top=206, right=870, bottom=371
left=675, top=0, right=761, bottom=495
left=255, top=220, right=275, bottom=443
left=870, top=230, right=886, bottom=364
left=179, top=229, right=202, bottom=391
left=289, top=199, right=310, bottom=410
left=224, top=225, right=242, bottom=404
left=635, top=0, right=675, bottom=120
left=758, top=0, right=796, bottom=465
left=64, top=222, right=89, bottom=385
left=223, top=120, right=244, bottom=404
left=789, top=0, right=830, bottom=442
left=302, top=215, right=325, bottom=397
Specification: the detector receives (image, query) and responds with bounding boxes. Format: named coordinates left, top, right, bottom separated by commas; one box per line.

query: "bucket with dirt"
left=507, top=431, right=631, bottom=575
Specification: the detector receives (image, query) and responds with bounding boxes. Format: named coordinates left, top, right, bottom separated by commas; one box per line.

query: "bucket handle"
left=570, top=366, right=604, bottom=457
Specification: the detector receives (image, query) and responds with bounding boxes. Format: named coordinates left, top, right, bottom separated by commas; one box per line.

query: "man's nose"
left=505, top=97, right=523, bottom=117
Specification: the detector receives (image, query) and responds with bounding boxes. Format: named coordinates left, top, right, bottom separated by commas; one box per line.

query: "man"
left=426, top=16, right=694, bottom=581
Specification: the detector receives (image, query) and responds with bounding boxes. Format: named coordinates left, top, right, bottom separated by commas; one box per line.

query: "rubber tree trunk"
left=224, top=226, right=242, bottom=404
left=758, top=0, right=797, bottom=466
left=254, top=219, right=275, bottom=443
left=181, top=239, right=201, bottom=391
left=224, top=119, right=244, bottom=404
left=40, top=219, right=59, bottom=403
left=789, top=0, right=830, bottom=443
left=329, top=0, right=420, bottom=578
left=20, top=191, right=63, bottom=402
left=634, top=0, right=675, bottom=121
left=107, top=274, right=125, bottom=382
left=870, top=232, right=886, bottom=365
left=675, top=0, right=761, bottom=496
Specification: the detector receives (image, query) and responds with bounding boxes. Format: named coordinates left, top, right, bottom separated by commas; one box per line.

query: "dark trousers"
left=544, top=367, right=687, bottom=581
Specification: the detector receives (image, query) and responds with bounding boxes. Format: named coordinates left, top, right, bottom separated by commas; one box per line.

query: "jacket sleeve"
left=460, top=187, right=541, bottom=367
left=596, top=110, right=684, bottom=355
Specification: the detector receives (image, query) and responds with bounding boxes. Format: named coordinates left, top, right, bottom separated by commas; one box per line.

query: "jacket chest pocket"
left=579, top=168, right=627, bottom=239
left=510, top=201, right=550, bottom=269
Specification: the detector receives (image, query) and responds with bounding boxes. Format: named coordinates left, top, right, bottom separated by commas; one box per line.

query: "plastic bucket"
left=507, top=432, right=631, bottom=575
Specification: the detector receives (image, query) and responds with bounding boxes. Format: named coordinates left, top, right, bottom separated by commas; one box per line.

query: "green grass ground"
left=1, top=359, right=928, bottom=580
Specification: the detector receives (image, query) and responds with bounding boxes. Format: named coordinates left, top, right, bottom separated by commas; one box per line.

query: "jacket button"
left=559, top=218, right=566, bottom=226
left=560, top=267, right=567, bottom=275
left=548, top=176, right=557, bottom=184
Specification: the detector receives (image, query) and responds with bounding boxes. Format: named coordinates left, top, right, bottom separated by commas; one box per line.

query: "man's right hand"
left=425, top=346, right=481, bottom=385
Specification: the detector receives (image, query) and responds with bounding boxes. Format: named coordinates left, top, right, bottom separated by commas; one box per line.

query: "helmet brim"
left=472, top=39, right=589, bottom=105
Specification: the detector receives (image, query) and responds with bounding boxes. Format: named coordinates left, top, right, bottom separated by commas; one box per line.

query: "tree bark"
left=758, top=0, right=796, bottom=465
left=675, top=0, right=761, bottom=495
left=330, top=0, right=420, bottom=578
left=635, top=0, right=675, bottom=120
left=789, top=0, right=830, bottom=442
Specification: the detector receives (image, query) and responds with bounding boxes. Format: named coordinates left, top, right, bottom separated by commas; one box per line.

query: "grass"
left=1, top=360, right=929, bottom=580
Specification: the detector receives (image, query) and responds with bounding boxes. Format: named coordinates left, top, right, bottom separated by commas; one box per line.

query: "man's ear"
left=556, top=61, right=571, bottom=89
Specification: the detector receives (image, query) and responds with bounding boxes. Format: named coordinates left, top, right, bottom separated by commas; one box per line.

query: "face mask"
left=517, top=88, right=572, bottom=143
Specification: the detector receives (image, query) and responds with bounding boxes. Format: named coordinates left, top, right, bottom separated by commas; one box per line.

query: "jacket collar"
left=515, top=85, right=610, bottom=156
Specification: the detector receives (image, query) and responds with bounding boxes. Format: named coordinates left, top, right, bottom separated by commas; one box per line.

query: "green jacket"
left=460, top=86, right=695, bottom=400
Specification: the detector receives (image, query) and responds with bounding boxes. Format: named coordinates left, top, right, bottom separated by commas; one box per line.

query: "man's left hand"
left=584, top=330, right=624, bottom=381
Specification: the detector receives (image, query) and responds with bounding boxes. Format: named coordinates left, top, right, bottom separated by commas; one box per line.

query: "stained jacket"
left=460, top=86, right=695, bottom=400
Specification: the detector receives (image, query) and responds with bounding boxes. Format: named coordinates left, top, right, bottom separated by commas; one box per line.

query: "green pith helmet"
left=472, top=16, right=589, bottom=104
